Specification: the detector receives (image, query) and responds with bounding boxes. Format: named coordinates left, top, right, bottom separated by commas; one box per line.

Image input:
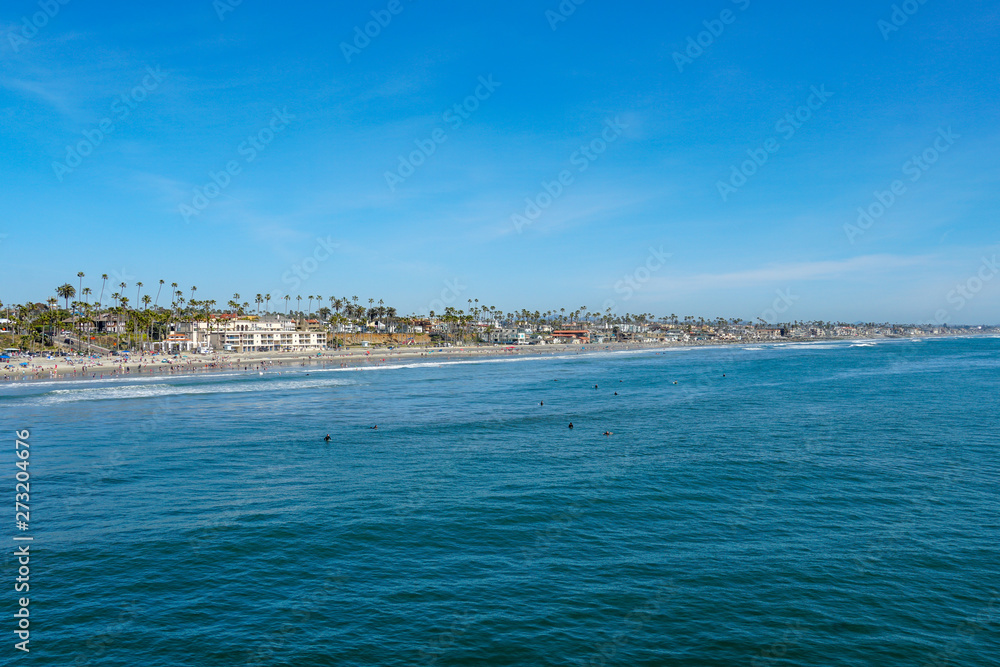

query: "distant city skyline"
left=1, top=1, right=998, bottom=324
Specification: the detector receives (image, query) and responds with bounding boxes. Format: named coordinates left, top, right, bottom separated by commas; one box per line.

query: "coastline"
left=0, top=333, right=983, bottom=385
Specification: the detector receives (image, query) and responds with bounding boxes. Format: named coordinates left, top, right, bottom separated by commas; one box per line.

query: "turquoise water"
left=4, top=337, right=999, bottom=666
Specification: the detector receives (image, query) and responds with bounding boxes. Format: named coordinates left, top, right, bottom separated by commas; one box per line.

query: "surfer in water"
left=568, top=422, right=574, bottom=429
left=324, top=434, right=331, bottom=442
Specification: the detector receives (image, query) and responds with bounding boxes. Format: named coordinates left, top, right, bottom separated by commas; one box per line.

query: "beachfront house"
left=487, top=327, right=532, bottom=345
left=551, top=330, right=590, bottom=344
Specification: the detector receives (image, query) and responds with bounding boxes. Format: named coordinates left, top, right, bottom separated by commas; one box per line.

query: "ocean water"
left=3, top=337, right=999, bottom=666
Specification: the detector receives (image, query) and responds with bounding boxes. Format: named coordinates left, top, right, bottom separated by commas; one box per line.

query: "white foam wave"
left=353, top=354, right=578, bottom=372
left=35, top=377, right=355, bottom=404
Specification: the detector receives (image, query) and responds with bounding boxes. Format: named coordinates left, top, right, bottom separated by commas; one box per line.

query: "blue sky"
left=1, top=0, right=998, bottom=323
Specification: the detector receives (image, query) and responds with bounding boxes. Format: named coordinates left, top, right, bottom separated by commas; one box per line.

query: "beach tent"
left=0, top=355, right=10, bottom=360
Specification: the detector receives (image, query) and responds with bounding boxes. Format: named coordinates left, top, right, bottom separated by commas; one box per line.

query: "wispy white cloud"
left=486, top=186, right=667, bottom=241
left=0, top=74, right=78, bottom=116
left=647, top=254, right=933, bottom=293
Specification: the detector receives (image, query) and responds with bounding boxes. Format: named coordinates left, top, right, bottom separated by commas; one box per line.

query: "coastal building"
left=552, top=330, right=590, bottom=343
left=488, top=327, right=532, bottom=345
left=161, top=333, right=195, bottom=352
left=77, top=314, right=128, bottom=334
left=175, top=317, right=326, bottom=352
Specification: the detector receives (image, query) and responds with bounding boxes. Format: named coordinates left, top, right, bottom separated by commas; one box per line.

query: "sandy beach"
left=0, top=342, right=653, bottom=382
left=0, top=334, right=953, bottom=383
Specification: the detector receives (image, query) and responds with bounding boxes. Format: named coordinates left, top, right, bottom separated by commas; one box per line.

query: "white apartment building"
left=175, top=318, right=326, bottom=352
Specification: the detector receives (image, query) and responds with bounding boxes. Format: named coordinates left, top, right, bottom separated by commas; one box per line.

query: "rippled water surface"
left=4, top=338, right=999, bottom=665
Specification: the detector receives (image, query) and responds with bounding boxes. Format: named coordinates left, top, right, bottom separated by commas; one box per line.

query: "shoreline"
left=1, top=333, right=987, bottom=385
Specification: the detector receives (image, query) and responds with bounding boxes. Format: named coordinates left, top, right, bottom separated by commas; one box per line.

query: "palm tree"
left=78, top=287, right=93, bottom=344
left=265, top=294, right=271, bottom=313
left=142, top=294, right=152, bottom=346
left=154, top=279, right=165, bottom=308
left=98, top=274, right=108, bottom=311
left=56, top=283, right=76, bottom=310
left=77, top=272, right=85, bottom=303
left=296, top=295, right=302, bottom=316
left=307, top=295, right=315, bottom=315
left=283, top=295, right=291, bottom=314
left=203, top=299, right=217, bottom=344
left=255, top=294, right=263, bottom=314
left=386, top=306, right=396, bottom=334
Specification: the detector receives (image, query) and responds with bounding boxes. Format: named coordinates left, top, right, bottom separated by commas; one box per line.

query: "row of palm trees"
left=3, top=271, right=915, bottom=352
